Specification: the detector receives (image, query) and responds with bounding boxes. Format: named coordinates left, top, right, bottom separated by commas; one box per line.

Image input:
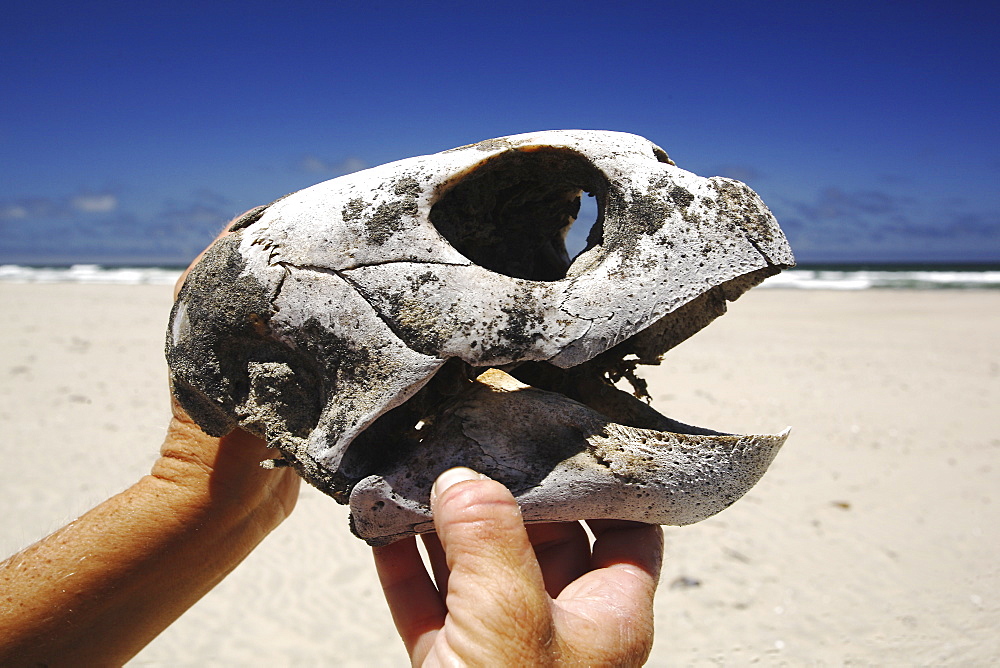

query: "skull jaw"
left=348, top=369, right=789, bottom=546
left=163, top=131, right=797, bottom=545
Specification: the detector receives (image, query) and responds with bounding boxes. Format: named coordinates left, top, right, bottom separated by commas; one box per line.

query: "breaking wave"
left=2, top=263, right=999, bottom=290
left=0, top=264, right=183, bottom=285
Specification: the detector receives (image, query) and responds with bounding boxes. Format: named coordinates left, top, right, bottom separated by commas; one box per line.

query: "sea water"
left=1, top=263, right=999, bottom=290
left=0, top=264, right=183, bottom=285
left=760, top=264, right=1000, bottom=290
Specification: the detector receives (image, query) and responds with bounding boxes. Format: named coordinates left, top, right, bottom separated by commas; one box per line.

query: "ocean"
left=2, top=263, right=999, bottom=290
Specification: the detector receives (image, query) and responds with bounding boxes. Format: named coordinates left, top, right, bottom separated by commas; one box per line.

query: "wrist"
left=0, top=436, right=294, bottom=667
left=152, top=413, right=298, bottom=536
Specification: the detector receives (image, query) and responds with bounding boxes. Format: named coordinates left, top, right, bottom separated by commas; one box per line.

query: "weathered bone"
left=350, top=369, right=789, bottom=544
left=166, top=130, right=794, bottom=545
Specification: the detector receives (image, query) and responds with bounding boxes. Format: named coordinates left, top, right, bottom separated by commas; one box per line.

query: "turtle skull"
left=166, top=130, right=794, bottom=545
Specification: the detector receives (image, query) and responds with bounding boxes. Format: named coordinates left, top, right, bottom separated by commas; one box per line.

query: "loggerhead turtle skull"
left=167, top=130, right=794, bottom=546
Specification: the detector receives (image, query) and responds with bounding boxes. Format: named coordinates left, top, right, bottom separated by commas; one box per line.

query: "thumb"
left=430, top=468, right=554, bottom=662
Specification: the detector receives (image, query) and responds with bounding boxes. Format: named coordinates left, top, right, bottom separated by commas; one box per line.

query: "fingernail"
left=431, top=467, right=482, bottom=503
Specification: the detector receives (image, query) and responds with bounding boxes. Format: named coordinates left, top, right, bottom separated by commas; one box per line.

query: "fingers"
left=372, top=536, right=445, bottom=658
left=548, top=521, right=662, bottom=666
left=430, top=469, right=542, bottom=587
left=584, top=520, right=663, bottom=622
left=587, top=520, right=664, bottom=582
left=425, top=520, right=590, bottom=599
left=525, top=522, right=591, bottom=598
left=429, top=467, right=554, bottom=663
left=419, top=531, right=449, bottom=592
left=378, top=471, right=664, bottom=666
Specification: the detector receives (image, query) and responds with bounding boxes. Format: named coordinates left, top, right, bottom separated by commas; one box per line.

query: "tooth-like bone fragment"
left=166, top=130, right=795, bottom=544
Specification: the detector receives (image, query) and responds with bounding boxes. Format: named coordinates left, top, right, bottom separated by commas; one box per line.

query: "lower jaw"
left=348, top=368, right=789, bottom=546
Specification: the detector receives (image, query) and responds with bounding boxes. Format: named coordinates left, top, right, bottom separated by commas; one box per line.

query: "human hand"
left=158, top=210, right=300, bottom=527
left=373, top=468, right=663, bottom=666
left=0, top=211, right=300, bottom=666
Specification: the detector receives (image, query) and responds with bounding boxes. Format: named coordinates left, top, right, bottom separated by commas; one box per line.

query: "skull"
left=167, top=130, right=794, bottom=546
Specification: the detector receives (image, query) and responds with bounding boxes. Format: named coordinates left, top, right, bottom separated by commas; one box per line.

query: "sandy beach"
left=1, top=283, right=997, bottom=666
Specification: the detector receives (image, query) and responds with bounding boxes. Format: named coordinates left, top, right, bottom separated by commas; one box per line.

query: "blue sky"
left=2, top=1, right=998, bottom=264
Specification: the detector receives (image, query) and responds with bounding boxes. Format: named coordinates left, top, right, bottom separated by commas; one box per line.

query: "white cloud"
left=300, top=155, right=327, bottom=173
left=0, top=197, right=59, bottom=220
left=0, top=204, right=28, bottom=220
left=299, top=155, right=366, bottom=175
left=71, top=193, right=118, bottom=213
left=336, top=157, right=367, bottom=174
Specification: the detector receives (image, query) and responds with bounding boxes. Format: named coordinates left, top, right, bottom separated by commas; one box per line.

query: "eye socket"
left=429, top=147, right=608, bottom=282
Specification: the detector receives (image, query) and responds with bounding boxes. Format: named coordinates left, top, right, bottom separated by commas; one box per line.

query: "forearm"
left=0, top=418, right=294, bottom=667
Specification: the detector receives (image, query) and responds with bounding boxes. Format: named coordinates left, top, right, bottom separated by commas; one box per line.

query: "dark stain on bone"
left=342, top=198, right=367, bottom=223
left=379, top=289, right=449, bottom=353
left=167, top=233, right=322, bottom=448
left=478, top=301, right=545, bottom=361
left=367, top=201, right=417, bottom=245
left=669, top=186, right=695, bottom=208
left=393, top=175, right=421, bottom=198
left=710, top=178, right=778, bottom=251
left=604, top=188, right=672, bottom=247
left=341, top=177, right=422, bottom=246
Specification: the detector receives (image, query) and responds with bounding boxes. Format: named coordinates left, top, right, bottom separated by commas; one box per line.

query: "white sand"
left=1, top=284, right=997, bottom=665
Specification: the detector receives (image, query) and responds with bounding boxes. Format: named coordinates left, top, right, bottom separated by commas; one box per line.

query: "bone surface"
left=350, top=369, right=789, bottom=544
left=166, top=130, right=795, bottom=545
